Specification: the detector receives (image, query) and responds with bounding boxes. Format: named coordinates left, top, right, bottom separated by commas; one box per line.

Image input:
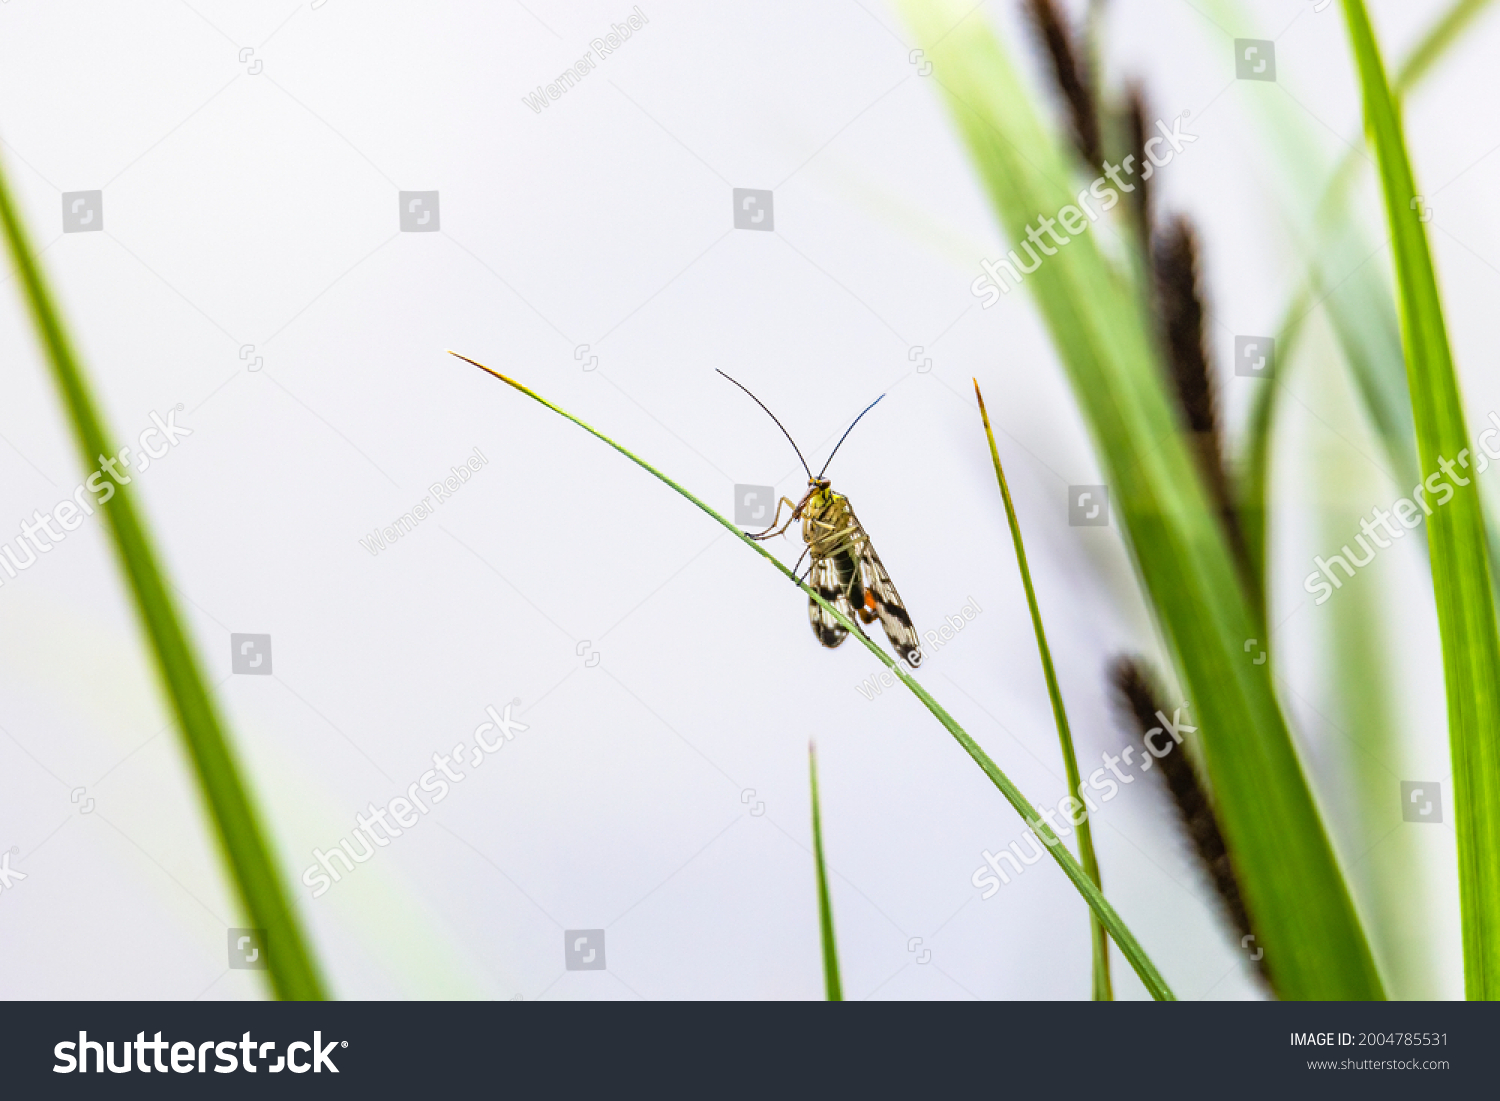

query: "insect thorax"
left=802, top=491, right=862, bottom=560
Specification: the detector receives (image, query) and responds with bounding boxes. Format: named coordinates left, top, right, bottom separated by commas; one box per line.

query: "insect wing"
left=807, top=553, right=856, bottom=649
left=851, top=521, right=922, bottom=668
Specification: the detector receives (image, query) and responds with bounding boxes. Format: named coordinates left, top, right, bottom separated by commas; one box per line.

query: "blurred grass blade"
left=974, top=379, right=1110, bottom=1001
left=900, top=0, right=1383, bottom=998
left=453, top=352, right=1175, bottom=1000
left=1340, top=0, right=1500, bottom=998
left=0, top=157, right=326, bottom=1000
left=1229, top=0, right=1496, bottom=603
left=809, top=743, right=842, bottom=1001
left=1238, top=302, right=1311, bottom=598
left=1227, top=0, right=1497, bottom=992
left=1397, top=0, right=1496, bottom=90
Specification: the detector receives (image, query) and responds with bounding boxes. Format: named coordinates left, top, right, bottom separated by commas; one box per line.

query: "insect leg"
left=748, top=496, right=802, bottom=541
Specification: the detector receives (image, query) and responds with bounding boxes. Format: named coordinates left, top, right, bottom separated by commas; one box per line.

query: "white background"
left=0, top=0, right=1493, bottom=1000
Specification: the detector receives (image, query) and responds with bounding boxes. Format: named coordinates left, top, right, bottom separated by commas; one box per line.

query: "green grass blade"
left=1340, top=0, right=1500, bottom=998
left=0, top=157, right=326, bottom=1000
left=809, top=743, right=842, bottom=1001
left=1230, top=1, right=1500, bottom=992
left=900, top=0, right=1383, bottom=998
left=974, top=380, right=1110, bottom=1001
left=1233, top=0, right=1496, bottom=607
left=452, top=353, right=1175, bottom=1000
left=1238, top=300, right=1311, bottom=605
left=1396, top=0, right=1496, bottom=91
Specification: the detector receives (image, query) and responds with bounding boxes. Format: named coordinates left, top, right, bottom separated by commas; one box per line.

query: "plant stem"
left=809, top=743, right=843, bottom=1001
left=1341, top=0, right=1500, bottom=998
left=452, top=352, right=1175, bottom=1000
left=0, top=154, right=326, bottom=1000
left=974, top=380, right=1111, bottom=1000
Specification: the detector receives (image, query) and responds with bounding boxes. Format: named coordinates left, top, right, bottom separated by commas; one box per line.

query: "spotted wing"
left=849, top=513, right=921, bottom=668
left=807, top=550, right=860, bottom=650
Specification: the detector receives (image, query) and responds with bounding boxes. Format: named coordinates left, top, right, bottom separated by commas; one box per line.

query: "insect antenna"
left=716, top=369, right=812, bottom=479
left=816, top=394, right=885, bottom=479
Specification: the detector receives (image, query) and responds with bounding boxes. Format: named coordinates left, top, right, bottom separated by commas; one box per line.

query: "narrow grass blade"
left=1340, top=0, right=1500, bottom=997
left=1229, top=0, right=1498, bottom=990
left=809, top=743, right=842, bottom=1001
left=1237, top=300, right=1313, bottom=613
left=0, top=158, right=326, bottom=1000
left=1231, top=0, right=1496, bottom=608
left=452, top=353, right=1175, bottom=1000
left=974, top=380, right=1110, bottom=1001
left=1396, top=0, right=1496, bottom=91
left=899, top=0, right=1382, bottom=998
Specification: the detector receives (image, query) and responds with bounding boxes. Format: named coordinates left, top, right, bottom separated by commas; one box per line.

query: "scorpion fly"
left=718, top=370, right=922, bottom=668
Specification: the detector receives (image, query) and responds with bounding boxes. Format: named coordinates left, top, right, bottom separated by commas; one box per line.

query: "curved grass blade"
left=451, top=352, right=1175, bottom=1000
left=0, top=157, right=326, bottom=1001
left=1220, top=0, right=1493, bottom=494
left=1395, top=0, right=1496, bottom=92
left=974, top=380, right=1110, bottom=1000
left=1237, top=299, right=1312, bottom=612
left=1226, top=0, right=1497, bottom=992
left=899, top=0, right=1381, bottom=999
left=809, top=743, right=842, bottom=1001
left=1232, top=0, right=1497, bottom=609
left=1339, top=0, right=1500, bottom=998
